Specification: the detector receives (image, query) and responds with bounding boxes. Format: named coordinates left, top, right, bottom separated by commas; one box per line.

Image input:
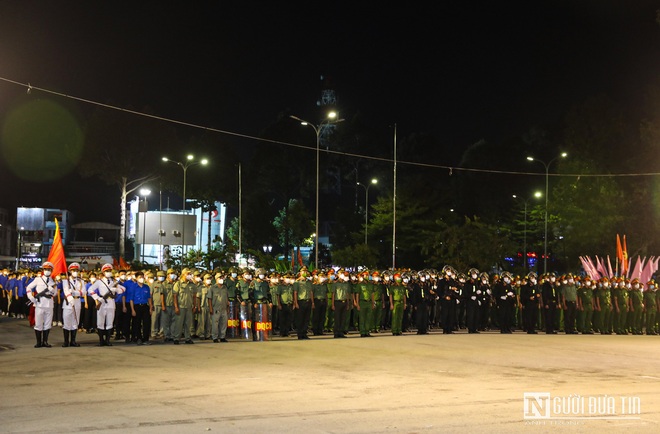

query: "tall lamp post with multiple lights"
left=139, top=188, right=151, bottom=263
left=357, top=178, right=378, bottom=245
left=290, top=112, right=343, bottom=269
left=512, top=192, right=542, bottom=273
left=162, top=155, right=208, bottom=259
left=526, top=152, right=567, bottom=274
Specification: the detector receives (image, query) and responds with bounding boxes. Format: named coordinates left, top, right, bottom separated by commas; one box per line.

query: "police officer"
left=26, top=262, right=58, bottom=348
left=494, top=271, right=516, bottom=333
left=196, top=273, right=213, bottom=340
left=389, top=273, right=407, bottom=336
left=331, top=269, right=352, bottom=338
left=61, top=262, right=84, bottom=347
left=541, top=273, right=560, bottom=334
left=561, top=273, right=578, bottom=334
left=464, top=268, right=482, bottom=334
left=629, top=278, right=644, bottom=335
left=208, top=272, right=229, bottom=343
left=88, top=263, right=125, bottom=346
left=293, top=267, right=313, bottom=340
left=311, top=271, right=328, bottom=336
left=277, top=273, right=294, bottom=337
left=439, top=266, right=458, bottom=334
left=520, top=272, right=540, bottom=334
left=173, top=268, right=196, bottom=344
left=251, top=268, right=273, bottom=340
left=577, top=276, right=595, bottom=334
left=645, top=280, right=657, bottom=335
left=355, top=271, right=375, bottom=337
left=411, top=271, right=431, bottom=334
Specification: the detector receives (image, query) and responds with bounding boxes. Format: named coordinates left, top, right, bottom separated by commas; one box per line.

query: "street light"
left=512, top=192, right=542, bottom=273
left=290, top=111, right=344, bottom=269
left=162, top=155, right=208, bottom=259
left=356, top=178, right=378, bottom=245
left=527, top=152, right=567, bottom=274
left=139, top=188, right=151, bottom=263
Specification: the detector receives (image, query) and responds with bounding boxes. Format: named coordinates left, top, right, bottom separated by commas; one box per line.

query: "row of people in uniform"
left=5, top=263, right=659, bottom=348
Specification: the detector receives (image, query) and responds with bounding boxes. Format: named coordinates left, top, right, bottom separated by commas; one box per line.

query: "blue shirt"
left=129, top=282, right=152, bottom=305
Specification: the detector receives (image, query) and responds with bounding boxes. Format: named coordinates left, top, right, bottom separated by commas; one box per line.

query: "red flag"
left=47, top=218, right=67, bottom=277
left=113, top=257, right=120, bottom=269
left=616, top=234, right=623, bottom=265
left=297, top=248, right=304, bottom=267
left=119, top=257, right=130, bottom=270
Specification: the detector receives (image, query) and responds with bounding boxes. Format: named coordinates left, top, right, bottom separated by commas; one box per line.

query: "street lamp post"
left=139, top=188, right=151, bottom=263
left=162, top=155, right=208, bottom=260
left=290, top=112, right=343, bottom=269
left=356, top=178, right=378, bottom=245
left=513, top=192, right=542, bottom=273
left=527, top=152, right=567, bottom=274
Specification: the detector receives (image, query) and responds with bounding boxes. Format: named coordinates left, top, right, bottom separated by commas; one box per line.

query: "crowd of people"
left=1, top=262, right=658, bottom=349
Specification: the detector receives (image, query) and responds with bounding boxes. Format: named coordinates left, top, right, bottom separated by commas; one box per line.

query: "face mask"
left=471, top=274, right=477, bottom=279
left=245, top=275, right=252, bottom=280
left=329, top=275, right=336, bottom=281
left=504, top=278, right=510, bottom=284
left=137, top=278, right=145, bottom=284
left=104, top=272, right=113, bottom=278
left=320, top=277, right=328, bottom=283
left=90, top=277, right=97, bottom=283
left=170, top=274, right=177, bottom=280
left=531, top=279, right=537, bottom=284
left=403, top=278, right=409, bottom=283
left=148, top=278, right=154, bottom=284
left=482, top=279, right=488, bottom=284
left=420, top=277, right=426, bottom=282
left=650, top=285, right=656, bottom=290
left=258, top=274, right=265, bottom=279
left=562, top=280, right=567, bottom=285
left=71, top=271, right=78, bottom=278
left=586, top=282, right=591, bottom=287
left=204, top=279, right=212, bottom=285
left=568, top=279, right=574, bottom=284
left=550, top=277, right=556, bottom=282
left=158, top=276, right=165, bottom=282
left=43, top=270, right=52, bottom=277
left=231, top=273, right=237, bottom=278
left=373, top=277, right=380, bottom=282
left=120, top=275, right=126, bottom=281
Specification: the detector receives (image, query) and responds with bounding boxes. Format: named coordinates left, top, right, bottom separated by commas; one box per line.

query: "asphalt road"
left=1, top=317, right=659, bottom=433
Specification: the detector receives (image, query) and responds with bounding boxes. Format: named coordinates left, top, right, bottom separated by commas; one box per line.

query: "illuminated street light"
left=527, top=152, right=567, bottom=274
left=356, top=178, right=378, bottom=245
left=290, top=112, right=344, bottom=269
left=162, top=155, right=208, bottom=259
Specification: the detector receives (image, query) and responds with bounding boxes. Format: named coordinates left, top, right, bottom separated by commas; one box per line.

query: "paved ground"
left=1, top=316, right=660, bottom=433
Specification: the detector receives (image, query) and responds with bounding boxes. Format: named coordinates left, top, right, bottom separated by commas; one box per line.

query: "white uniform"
left=26, top=276, right=57, bottom=331
left=62, top=277, right=84, bottom=331
left=88, top=277, right=125, bottom=330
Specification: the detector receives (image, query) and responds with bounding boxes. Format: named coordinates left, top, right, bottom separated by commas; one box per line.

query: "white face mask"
left=148, top=278, right=154, bottom=284
left=204, top=279, right=212, bottom=285
left=550, top=277, right=556, bottom=282
left=43, top=270, right=52, bottom=277
left=420, top=277, right=426, bottom=282
left=90, top=277, right=97, bottom=283
left=403, top=278, right=409, bottom=283
left=531, top=279, right=537, bottom=284
left=71, top=271, right=78, bottom=278
left=504, top=278, right=511, bottom=284
left=104, top=272, right=113, bottom=278
left=120, top=275, right=127, bottom=281
left=137, top=278, right=145, bottom=284
left=471, top=274, right=477, bottom=279
left=586, top=282, right=592, bottom=287
left=158, top=276, right=165, bottom=282
left=170, top=274, right=177, bottom=280
left=258, top=274, right=265, bottom=280
left=231, top=273, right=237, bottom=278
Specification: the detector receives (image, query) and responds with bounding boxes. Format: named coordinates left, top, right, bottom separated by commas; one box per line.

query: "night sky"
left=0, top=1, right=658, bottom=224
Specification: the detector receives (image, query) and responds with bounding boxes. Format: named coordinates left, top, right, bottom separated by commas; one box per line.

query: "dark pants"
left=333, top=300, right=347, bottom=337
left=115, top=305, right=130, bottom=338
left=498, top=302, right=513, bottom=332
left=466, top=301, right=480, bottom=332
left=564, top=301, right=577, bottom=332
left=84, top=295, right=97, bottom=331
left=131, top=304, right=151, bottom=341
left=415, top=303, right=429, bottom=333
left=441, top=299, right=456, bottom=333
left=279, top=304, right=293, bottom=336
left=545, top=304, right=557, bottom=333
left=295, top=300, right=312, bottom=338
left=312, top=298, right=327, bottom=335
left=524, top=302, right=538, bottom=332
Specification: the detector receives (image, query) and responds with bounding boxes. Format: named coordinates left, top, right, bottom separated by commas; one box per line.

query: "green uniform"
left=173, top=280, right=195, bottom=342
left=389, top=283, right=406, bottom=335
left=644, top=290, right=657, bottom=335
left=372, top=281, right=384, bottom=333
left=629, top=287, right=644, bottom=334
left=594, top=286, right=612, bottom=334
left=613, top=286, right=629, bottom=334
left=332, top=281, right=352, bottom=338
left=577, top=283, right=594, bottom=333
left=355, top=280, right=374, bottom=336
left=196, top=284, right=211, bottom=339
left=277, top=283, right=294, bottom=337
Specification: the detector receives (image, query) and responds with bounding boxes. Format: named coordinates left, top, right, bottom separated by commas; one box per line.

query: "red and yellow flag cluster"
left=616, top=234, right=628, bottom=275
left=47, top=219, right=67, bottom=276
